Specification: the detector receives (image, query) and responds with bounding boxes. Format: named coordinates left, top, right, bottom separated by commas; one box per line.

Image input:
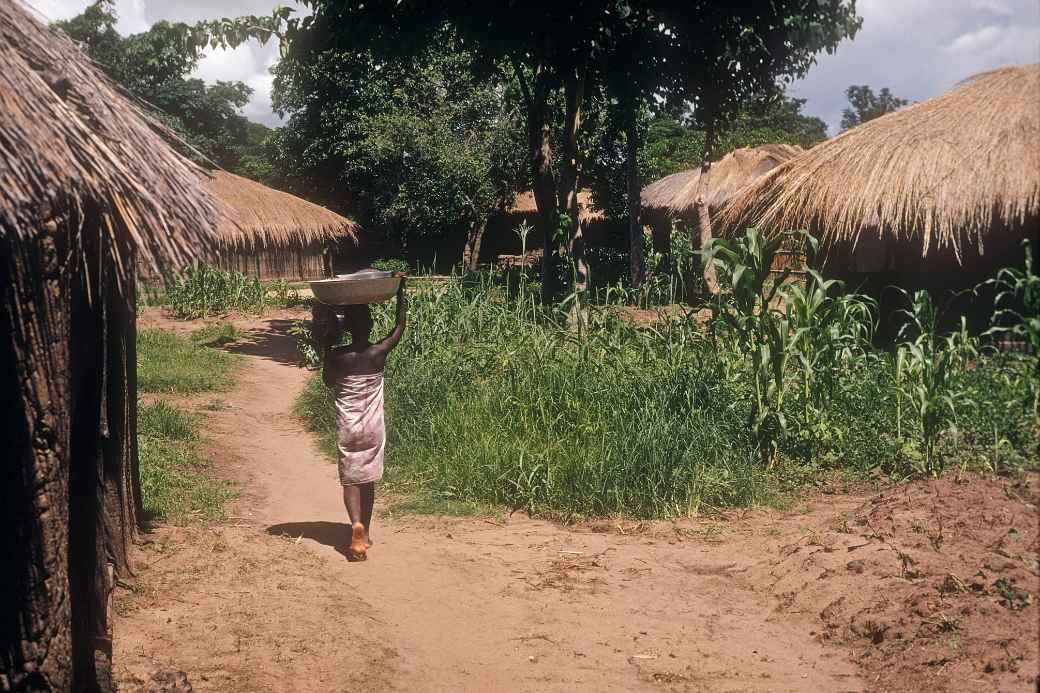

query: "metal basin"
left=309, top=270, right=402, bottom=305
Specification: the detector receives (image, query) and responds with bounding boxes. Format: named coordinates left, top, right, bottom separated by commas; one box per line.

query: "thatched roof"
left=0, top=0, right=222, bottom=277
left=723, top=65, right=1040, bottom=258
left=641, top=144, right=804, bottom=214
left=507, top=189, right=605, bottom=223
left=207, top=170, right=359, bottom=250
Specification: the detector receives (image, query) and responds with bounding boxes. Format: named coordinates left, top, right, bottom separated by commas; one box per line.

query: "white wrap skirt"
left=334, top=372, right=386, bottom=485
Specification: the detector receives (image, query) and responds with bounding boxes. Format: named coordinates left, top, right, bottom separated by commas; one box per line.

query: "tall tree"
left=276, top=2, right=649, bottom=299
left=840, top=84, right=908, bottom=130
left=660, top=2, right=861, bottom=294
left=54, top=1, right=274, bottom=172
left=271, top=29, right=525, bottom=269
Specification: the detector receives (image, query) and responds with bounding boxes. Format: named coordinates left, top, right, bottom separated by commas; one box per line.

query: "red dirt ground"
left=116, top=308, right=1038, bottom=692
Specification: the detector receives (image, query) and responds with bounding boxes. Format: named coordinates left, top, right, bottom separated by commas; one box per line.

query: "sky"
left=23, top=0, right=1040, bottom=134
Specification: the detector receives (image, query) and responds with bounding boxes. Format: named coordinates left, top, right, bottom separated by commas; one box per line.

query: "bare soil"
left=116, top=308, right=1039, bottom=692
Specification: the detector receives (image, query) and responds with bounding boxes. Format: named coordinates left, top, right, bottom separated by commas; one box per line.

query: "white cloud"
left=790, top=0, right=1040, bottom=134
left=22, top=0, right=288, bottom=126
left=23, top=1, right=1040, bottom=133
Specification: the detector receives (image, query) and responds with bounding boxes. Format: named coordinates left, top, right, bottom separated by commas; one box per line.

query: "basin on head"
left=309, top=270, right=403, bottom=306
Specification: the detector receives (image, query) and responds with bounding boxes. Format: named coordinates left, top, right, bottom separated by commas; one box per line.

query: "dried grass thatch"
left=0, top=0, right=223, bottom=279
left=207, top=170, right=359, bottom=250
left=723, top=65, right=1040, bottom=260
left=507, top=189, right=605, bottom=223
left=641, top=144, right=804, bottom=213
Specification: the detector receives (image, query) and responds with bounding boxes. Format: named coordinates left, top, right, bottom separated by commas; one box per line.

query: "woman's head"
left=342, top=304, right=373, bottom=344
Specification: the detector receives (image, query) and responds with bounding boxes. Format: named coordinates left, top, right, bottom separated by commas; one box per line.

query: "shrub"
left=294, top=254, right=1037, bottom=518
left=372, top=258, right=411, bottom=275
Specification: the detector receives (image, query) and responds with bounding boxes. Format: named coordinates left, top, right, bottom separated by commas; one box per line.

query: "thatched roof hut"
left=640, top=144, right=804, bottom=255
left=642, top=144, right=804, bottom=214
left=208, top=170, right=358, bottom=249
left=507, top=189, right=605, bottom=224
left=1, top=2, right=222, bottom=688
left=481, top=189, right=621, bottom=267
left=723, top=65, right=1040, bottom=283
left=205, top=171, right=359, bottom=280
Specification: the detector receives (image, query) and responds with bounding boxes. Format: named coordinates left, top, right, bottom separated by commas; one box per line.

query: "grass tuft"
left=190, top=322, right=239, bottom=347
left=138, top=401, right=234, bottom=523
left=138, top=328, right=237, bottom=394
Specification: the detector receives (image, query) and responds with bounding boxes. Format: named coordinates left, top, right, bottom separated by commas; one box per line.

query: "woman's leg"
left=342, top=485, right=367, bottom=559
left=360, top=483, right=376, bottom=547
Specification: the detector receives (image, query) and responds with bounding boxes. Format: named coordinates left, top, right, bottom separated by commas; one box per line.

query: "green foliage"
left=643, top=97, right=829, bottom=180
left=840, top=85, right=909, bottom=131
left=895, top=292, right=980, bottom=475
left=271, top=29, right=524, bottom=260
left=189, top=322, right=239, bottom=347
left=704, top=229, right=808, bottom=465
left=293, top=266, right=1036, bottom=519
left=287, top=321, right=322, bottom=370
left=294, top=371, right=338, bottom=460
left=165, top=266, right=267, bottom=319
left=986, top=242, right=1040, bottom=418
left=53, top=1, right=274, bottom=171
left=138, top=328, right=237, bottom=394
left=265, top=279, right=306, bottom=309
left=138, top=401, right=234, bottom=523
left=371, top=259, right=411, bottom=275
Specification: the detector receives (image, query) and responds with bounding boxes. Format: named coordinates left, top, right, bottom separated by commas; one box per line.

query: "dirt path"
left=117, top=311, right=1038, bottom=692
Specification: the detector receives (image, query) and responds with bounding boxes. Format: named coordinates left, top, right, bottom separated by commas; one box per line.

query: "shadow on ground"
left=267, top=521, right=353, bottom=561
left=223, top=319, right=304, bottom=367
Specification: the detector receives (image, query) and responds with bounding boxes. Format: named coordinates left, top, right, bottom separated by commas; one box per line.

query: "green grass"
left=138, top=327, right=237, bottom=393
left=138, top=401, right=235, bottom=523
left=294, top=272, right=1037, bottom=520
left=190, top=322, right=240, bottom=346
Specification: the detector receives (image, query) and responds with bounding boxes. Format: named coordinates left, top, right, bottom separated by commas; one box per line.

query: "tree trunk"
left=558, top=67, right=587, bottom=293
left=462, top=217, right=487, bottom=272
left=512, top=57, right=560, bottom=302
left=626, top=109, right=645, bottom=290
left=694, top=119, right=721, bottom=296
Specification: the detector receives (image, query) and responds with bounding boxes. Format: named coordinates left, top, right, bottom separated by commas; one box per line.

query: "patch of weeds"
left=931, top=612, right=961, bottom=633
left=138, top=328, right=237, bottom=394
left=293, top=373, right=337, bottom=459
left=384, top=492, right=504, bottom=520
left=199, top=399, right=229, bottom=412
left=190, top=322, right=239, bottom=346
left=138, top=401, right=235, bottom=523
left=992, top=577, right=1032, bottom=610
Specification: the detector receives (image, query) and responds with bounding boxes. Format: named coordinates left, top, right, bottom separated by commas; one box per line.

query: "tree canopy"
left=54, top=0, right=274, bottom=173
left=270, top=27, right=526, bottom=267
left=840, top=84, right=909, bottom=130
left=273, top=0, right=860, bottom=295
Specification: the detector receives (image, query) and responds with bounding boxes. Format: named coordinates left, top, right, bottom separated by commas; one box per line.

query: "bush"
left=295, top=259, right=1037, bottom=519
left=372, top=258, right=411, bottom=275
left=165, top=265, right=267, bottom=319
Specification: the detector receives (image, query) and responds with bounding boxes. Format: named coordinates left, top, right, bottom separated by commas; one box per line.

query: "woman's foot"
left=349, top=523, right=368, bottom=561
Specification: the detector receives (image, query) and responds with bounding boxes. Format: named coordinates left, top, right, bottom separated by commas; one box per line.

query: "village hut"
left=1, top=2, right=226, bottom=688
left=641, top=144, right=804, bottom=254
left=480, top=189, right=619, bottom=268
left=723, top=65, right=1040, bottom=296
left=206, top=170, right=359, bottom=280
